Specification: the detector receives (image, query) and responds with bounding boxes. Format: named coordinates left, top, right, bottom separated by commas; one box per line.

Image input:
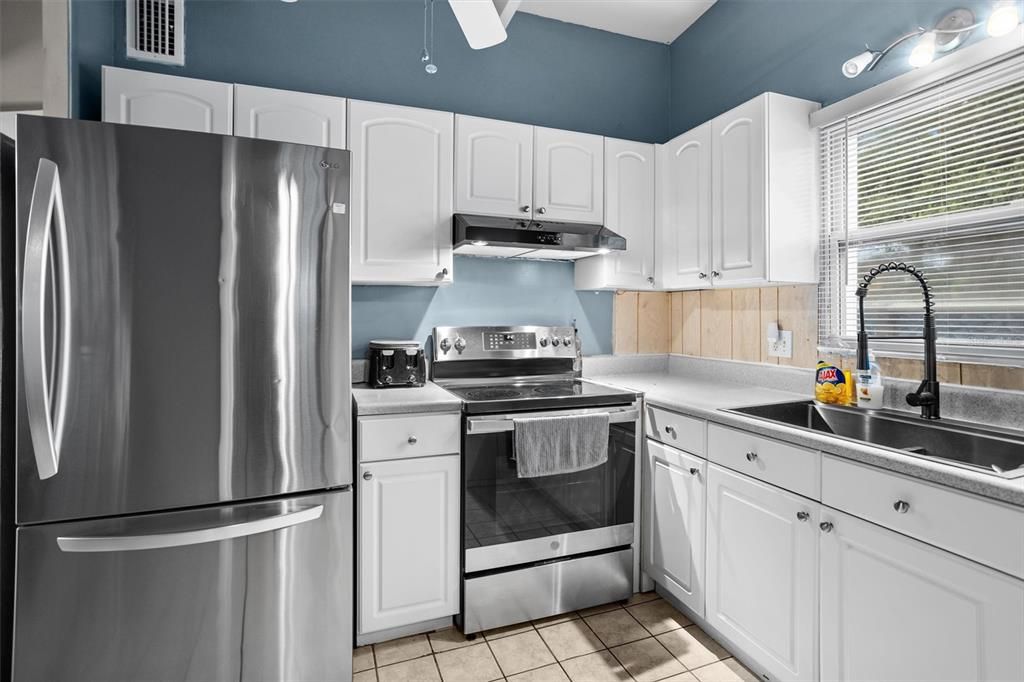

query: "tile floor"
left=353, top=592, right=758, bottom=682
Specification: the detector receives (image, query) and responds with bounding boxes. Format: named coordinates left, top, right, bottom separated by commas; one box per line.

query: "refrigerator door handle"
left=22, top=158, right=72, bottom=480
left=56, top=504, right=325, bottom=553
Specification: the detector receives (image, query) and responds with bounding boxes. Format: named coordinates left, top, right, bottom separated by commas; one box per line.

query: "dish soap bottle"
left=855, top=352, right=884, bottom=408
left=815, top=359, right=855, bottom=406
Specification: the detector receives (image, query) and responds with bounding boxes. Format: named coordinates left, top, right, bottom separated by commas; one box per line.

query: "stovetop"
left=439, top=378, right=637, bottom=415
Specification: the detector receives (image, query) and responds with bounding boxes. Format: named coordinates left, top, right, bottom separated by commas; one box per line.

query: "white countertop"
left=352, top=382, right=461, bottom=416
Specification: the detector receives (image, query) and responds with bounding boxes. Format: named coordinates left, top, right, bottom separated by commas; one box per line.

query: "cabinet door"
left=820, top=509, right=1024, bottom=682
left=234, top=84, right=346, bottom=149
left=534, top=127, right=604, bottom=223
left=348, top=100, right=454, bottom=284
left=706, top=464, right=818, bottom=682
left=659, top=124, right=711, bottom=289
left=358, top=455, right=460, bottom=635
left=455, top=115, right=532, bottom=218
left=711, top=96, right=766, bottom=285
left=102, top=66, right=233, bottom=134
left=645, top=440, right=706, bottom=617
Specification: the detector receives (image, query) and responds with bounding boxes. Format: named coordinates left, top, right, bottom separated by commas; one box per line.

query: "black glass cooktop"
left=441, top=379, right=637, bottom=414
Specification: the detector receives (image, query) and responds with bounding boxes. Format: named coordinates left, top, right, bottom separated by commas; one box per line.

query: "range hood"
left=452, top=213, right=626, bottom=260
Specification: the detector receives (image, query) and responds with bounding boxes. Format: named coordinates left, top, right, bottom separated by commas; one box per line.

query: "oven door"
left=463, top=403, right=639, bottom=573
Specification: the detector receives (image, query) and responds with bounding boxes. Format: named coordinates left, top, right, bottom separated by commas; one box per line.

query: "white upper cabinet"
left=575, top=138, right=655, bottom=290
left=659, top=123, right=712, bottom=290
left=348, top=100, right=454, bottom=285
left=102, top=66, right=233, bottom=134
left=533, top=127, right=604, bottom=223
left=657, top=92, right=819, bottom=289
left=820, top=509, right=1024, bottom=682
left=234, top=84, right=346, bottom=149
left=454, top=115, right=533, bottom=218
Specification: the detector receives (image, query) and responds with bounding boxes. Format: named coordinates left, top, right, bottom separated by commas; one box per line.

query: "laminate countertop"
left=589, top=372, right=1024, bottom=509
left=352, top=382, right=462, bottom=416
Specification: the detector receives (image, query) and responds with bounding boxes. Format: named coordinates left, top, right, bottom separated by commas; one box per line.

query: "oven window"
left=463, top=423, right=635, bottom=548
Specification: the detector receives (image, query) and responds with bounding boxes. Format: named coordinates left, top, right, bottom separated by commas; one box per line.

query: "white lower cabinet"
left=819, top=509, right=1024, bottom=682
left=706, top=463, right=819, bottom=682
left=358, top=454, right=460, bottom=636
left=645, top=440, right=706, bottom=617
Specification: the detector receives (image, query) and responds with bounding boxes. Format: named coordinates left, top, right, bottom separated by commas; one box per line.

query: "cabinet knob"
left=664, top=425, right=676, bottom=436
left=797, top=511, right=810, bottom=522
left=745, top=451, right=758, bottom=462
left=537, top=207, right=547, bottom=215
left=819, top=521, right=834, bottom=533
left=697, top=272, right=707, bottom=280
left=362, top=471, right=373, bottom=481
left=521, top=205, right=531, bottom=213
left=711, top=270, right=722, bottom=279
left=689, top=467, right=699, bottom=476
left=408, top=436, right=418, bottom=445
left=647, top=276, right=655, bottom=284
left=438, top=267, right=449, bottom=278
left=893, top=500, right=910, bottom=514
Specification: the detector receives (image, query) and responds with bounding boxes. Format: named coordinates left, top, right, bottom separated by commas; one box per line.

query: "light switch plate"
left=767, top=330, right=793, bottom=358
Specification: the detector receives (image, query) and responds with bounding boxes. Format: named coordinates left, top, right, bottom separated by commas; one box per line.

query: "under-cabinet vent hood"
left=452, top=213, right=626, bottom=260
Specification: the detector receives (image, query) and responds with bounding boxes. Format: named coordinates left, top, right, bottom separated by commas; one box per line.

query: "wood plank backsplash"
left=613, top=286, right=1024, bottom=391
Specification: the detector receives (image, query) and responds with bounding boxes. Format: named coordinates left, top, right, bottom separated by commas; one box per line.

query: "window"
left=819, top=54, right=1024, bottom=365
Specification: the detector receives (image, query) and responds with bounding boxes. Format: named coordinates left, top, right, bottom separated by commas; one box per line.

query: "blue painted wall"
left=668, top=0, right=996, bottom=136
left=353, top=256, right=612, bottom=356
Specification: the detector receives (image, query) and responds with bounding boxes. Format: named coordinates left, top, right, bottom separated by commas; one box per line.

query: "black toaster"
left=367, top=340, right=426, bottom=388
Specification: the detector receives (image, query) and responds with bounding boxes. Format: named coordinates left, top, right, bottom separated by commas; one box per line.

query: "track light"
left=909, top=31, right=937, bottom=67
left=987, top=1, right=1021, bottom=36
left=843, top=50, right=877, bottom=78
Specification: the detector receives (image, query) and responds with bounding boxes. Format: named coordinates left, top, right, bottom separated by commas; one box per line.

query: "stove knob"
left=439, top=338, right=451, bottom=353
left=539, top=337, right=549, bottom=347
left=551, top=337, right=560, bottom=347
left=562, top=335, right=573, bottom=347
left=454, top=337, right=467, bottom=352
left=384, top=376, right=393, bottom=385
left=409, top=374, right=418, bottom=384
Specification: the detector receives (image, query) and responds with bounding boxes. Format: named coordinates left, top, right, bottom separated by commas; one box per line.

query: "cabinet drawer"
left=822, top=455, right=1024, bottom=579
left=707, top=423, right=820, bottom=499
left=358, top=413, right=461, bottom=462
left=645, top=405, right=705, bottom=455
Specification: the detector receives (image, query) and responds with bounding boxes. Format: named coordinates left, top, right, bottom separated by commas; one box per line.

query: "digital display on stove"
left=483, top=331, right=536, bottom=351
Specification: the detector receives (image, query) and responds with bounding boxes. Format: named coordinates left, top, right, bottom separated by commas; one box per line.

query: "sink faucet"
left=856, top=262, right=940, bottom=420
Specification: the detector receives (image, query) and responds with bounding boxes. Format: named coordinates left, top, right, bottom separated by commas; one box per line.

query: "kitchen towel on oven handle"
left=512, top=412, right=610, bottom=478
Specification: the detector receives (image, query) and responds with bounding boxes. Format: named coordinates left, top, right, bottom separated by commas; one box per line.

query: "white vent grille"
left=126, top=0, right=185, bottom=66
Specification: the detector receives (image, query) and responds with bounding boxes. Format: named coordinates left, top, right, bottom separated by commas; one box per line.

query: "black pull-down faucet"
left=856, top=262, right=940, bottom=419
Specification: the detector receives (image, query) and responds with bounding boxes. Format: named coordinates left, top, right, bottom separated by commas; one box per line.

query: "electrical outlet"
left=767, top=330, right=793, bottom=358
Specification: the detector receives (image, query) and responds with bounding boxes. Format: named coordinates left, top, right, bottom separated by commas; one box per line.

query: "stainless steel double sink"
left=724, top=401, right=1024, bottom=479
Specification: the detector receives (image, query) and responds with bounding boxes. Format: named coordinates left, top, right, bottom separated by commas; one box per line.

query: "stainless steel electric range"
left=432, top=325, right=641, bottom=634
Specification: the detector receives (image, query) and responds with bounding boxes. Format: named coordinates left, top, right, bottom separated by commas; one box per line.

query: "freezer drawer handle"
left=22, top=158, right=72, bottom=480
left=55, top=504, right=324, bottom=553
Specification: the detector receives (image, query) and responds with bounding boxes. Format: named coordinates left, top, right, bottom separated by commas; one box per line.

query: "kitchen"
left=1, top=0, right=1023, bottom=681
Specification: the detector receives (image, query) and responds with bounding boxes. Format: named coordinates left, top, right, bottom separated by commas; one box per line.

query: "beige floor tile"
left=435, top=642, right=503, bottom=682
left=354, top=645, right=376, bottom=673
left=657, top=626, right=729, bottom=670
left=661, top=673, right=699, bottom=681
left=354, top=670, right=378, bottom=682
left=377, top=655, right=442, bottom=682
left=430, top=627, right=476, bottom=653
left=576, top=602, right=622, bottom=618
left=609, top=637, right=687, bottom=682
left=508, top=663, right=571, bottom=682
left=692, top=658, right=758, bottom=682
left=484, top=621, right=535, bottom=641
left=537, top=620, right=604, bottom=660
left=532, top=612, right=579, bottom=629
left=584, top=609, right=649, bottom=648
left=488, top=630, right=557, bottom=676
left=626, top=599, right=692, bottom=635
left=559, top=650, right=630, bottom=682
left=374, top=634, right=433, bottom=667
left=625, top=591, right=661, bottom=606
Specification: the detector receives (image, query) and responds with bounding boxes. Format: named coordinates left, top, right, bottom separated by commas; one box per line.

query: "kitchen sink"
left=724, top=401, right=1024, bottom=479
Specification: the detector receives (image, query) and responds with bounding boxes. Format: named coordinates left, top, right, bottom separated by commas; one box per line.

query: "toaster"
left=367, top=341, right=426, bottom=388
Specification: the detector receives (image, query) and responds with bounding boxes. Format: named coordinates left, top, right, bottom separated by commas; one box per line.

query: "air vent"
left=126, top=0, right=185, bottom=66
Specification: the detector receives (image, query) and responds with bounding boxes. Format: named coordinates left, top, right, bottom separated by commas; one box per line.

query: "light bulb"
left=987, top=1, right=1020, bottom=36
left=471, top=240, right=488, bottom=247
left=909, top=31, right=936, bottom=68
left=597, top=248, right=611, bottom=255
left=842, top=50, right=875, bottom=78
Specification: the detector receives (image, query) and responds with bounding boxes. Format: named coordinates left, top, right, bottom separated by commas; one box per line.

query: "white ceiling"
left=518, top=0, right=717, bottom=44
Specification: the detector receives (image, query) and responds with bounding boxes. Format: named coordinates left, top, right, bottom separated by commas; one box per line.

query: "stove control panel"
left=433, top=325, right=577, bottom=361
left=484, top=331, right=536, bottom=351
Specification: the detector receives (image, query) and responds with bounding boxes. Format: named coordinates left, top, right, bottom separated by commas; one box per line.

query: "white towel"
left=513, top=412, right=610, bottom=478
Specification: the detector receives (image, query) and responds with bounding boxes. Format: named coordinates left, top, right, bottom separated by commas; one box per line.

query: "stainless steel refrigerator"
left=6, top=116, right=353, bottom=681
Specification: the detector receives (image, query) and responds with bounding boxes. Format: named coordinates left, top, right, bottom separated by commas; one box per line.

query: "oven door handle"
left=466, top=406, right=639, bottom=434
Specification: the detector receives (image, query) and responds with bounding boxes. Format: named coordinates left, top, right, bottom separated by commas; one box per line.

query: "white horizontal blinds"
left=819, top=53, right=1024, bottom=358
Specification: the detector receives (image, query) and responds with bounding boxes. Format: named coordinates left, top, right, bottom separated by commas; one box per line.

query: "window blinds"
left=818, top=53, right=1024, bottom=363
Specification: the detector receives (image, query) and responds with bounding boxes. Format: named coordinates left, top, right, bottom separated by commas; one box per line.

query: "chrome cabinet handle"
left=697, top=272, right=707, bottom=280
left=57, top=505, right=323, bottom=553
left=537, top=207, right=547, bottom=214
left=689, top=467, right=699, bottom=476
left=520, top=205, right=531, bottom=213
left=664, top=425, right=676, bottom=436
left=711, top=270, right=722, bottom=279
left=647, top=276, right=655, bottom=284
left=438, top=267, right=449, bottom=278
left=745, top=451, right=758, bottom=462
left=408, top=436, right=418, bottom=444
left=893, top=500, right=910, bottom=514
left=797, top=511, right=810, bottom=521
left=23, top=158, right=72, bottom=480
left=363, top=471, right=373, bottom=481
left=819, top=521, right=834, bottom=533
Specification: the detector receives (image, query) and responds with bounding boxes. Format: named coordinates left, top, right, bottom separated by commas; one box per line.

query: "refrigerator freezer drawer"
left=12, top=489, right=353, bottom=682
